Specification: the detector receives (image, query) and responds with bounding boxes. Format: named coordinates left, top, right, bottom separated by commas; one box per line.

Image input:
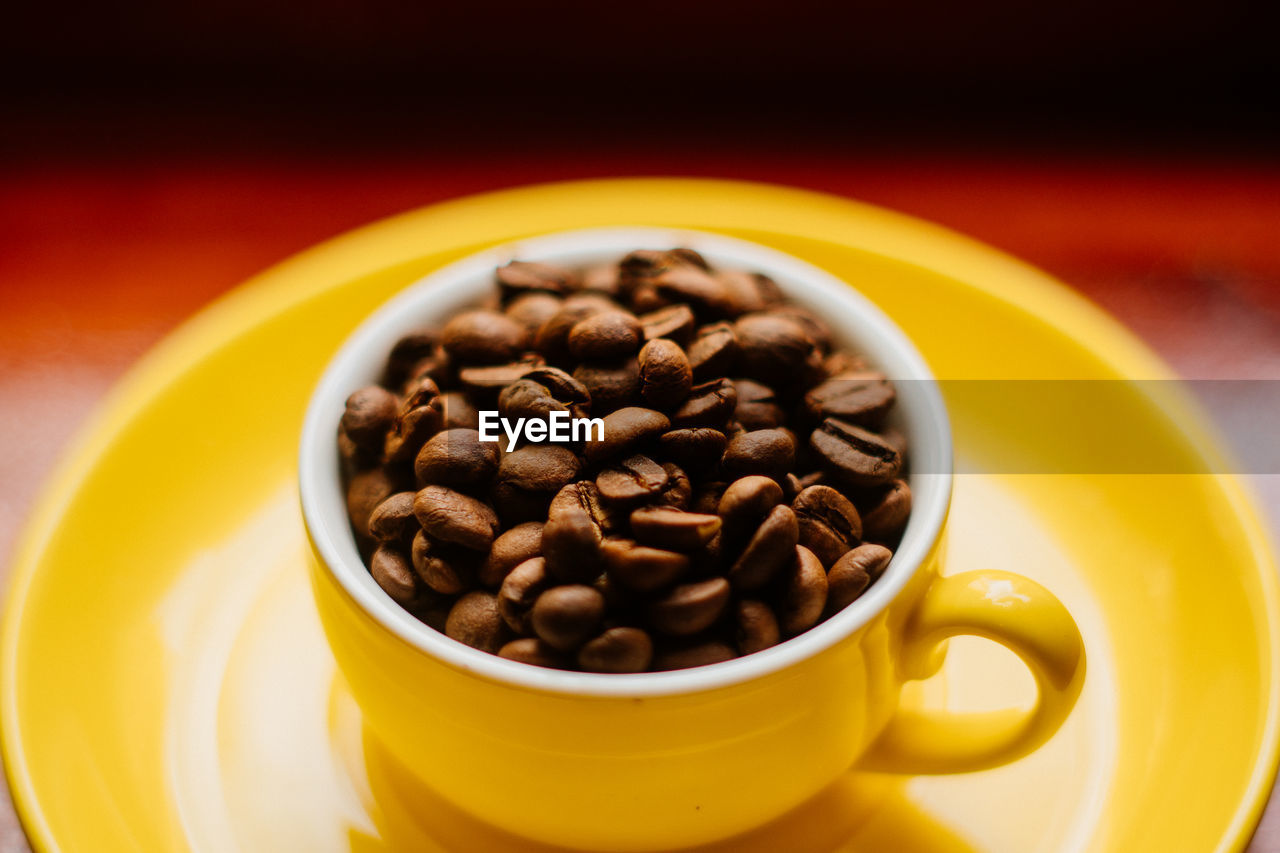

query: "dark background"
left=2, top=1, right=1279, bottom=851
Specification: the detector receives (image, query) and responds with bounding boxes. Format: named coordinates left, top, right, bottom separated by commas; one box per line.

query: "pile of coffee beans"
left=339, top=249, right=911, bottom=672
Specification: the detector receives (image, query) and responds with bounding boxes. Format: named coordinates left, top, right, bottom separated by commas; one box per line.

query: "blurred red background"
left=2, top=1, right=1279, bottom=850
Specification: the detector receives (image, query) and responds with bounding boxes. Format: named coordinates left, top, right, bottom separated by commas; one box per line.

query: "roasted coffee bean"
left=440, top=310, right=526, bottom=364
left=497, top=378, right=567, bottom=423
left=383, top=380, right=444, bottom=464
left=733, top=313, right=815, bottom=387
left=637, top=338, right=693, bottom=410
left=810, top=418, right=903, bottom=487
left=670, top=378, right=737, bottom=428
left=728, top=504, right=799, bottom=590
left=646, top=578, right=731, bottom=636
left=577, top=627, right=654, bottom=673
left=735, top=600, right=781, bottom=655
left=531, top=585, right=606, bottom=651
left=651, top=266, right=734, bottom=318
left=687, top=322, right=738, bottom=381
left=880, top=427, right=908, bottom=459
left=549, top=480, right=620, bottom=536
left=582, top=407, right=670, bottom=464
left=521, top=366, right=593, bottom=417
left=630, top=506, right=721, bottom=551
left=446, top=591, right=511, bottom=653
left=732, top=379, right=786, bottom=430
left=402, top=349, right=453, bottom=394
left=498, top=638, right=570, bottom=668
left=493, top=445, right=582, bottom=522
left=653, top=640, right=736, bottom=671
left=413, top=486, right=499, bottom=551
left=542, top=505, right=604, bottom=583
left=601, top=538, right=691, bottom=591
left=792, top=485, right=862, bottom=567
left=721, top=428, right=796, bottom=483
left=478, top=521, right=544, bottom=588
left=383, top=332, right=437, bottom=389
left=770, top=305, right=833, bottom=352
left=371, top=544, right=418, bottom=606
left=717, top=270, right=784, bottom=315
left=346, top=468, right=397, bottom=546
left=428, top=391, right=476, bottom=431
left=638, top=304, right=696, bottom=347
left=341, top=386, right=399, bottom=452
left=504, top=293, right=564, bottom=342
left=717, top=475, right=784, bottom=550
left=655, top=462, right=692, bottom=509
left=827, top=544, right=892, bottom=613
left=458, top=356, right=545, bottom=389
left=535, top=294, right=617, bottom=365
left=779, top=546, right=828, bottom=635
left=498, top=557, right=552, bottom=633
left=568, top=310, right=643, bottom=360
left=581, top=263, right=623, bottom=297
left=368, top=492, right=420, bottom=543
left=656, top=428, right=727, bottom=475
left=803, top=372, right=896, bottom=428
left=414, top=428, right=499, bottom=489
left=597, top=454, right=669, bottom=503
left=496, top=260, right=576, bottom=299
left=861, top=479, right=912, bottom=544
left=572, top=359, right=640, bottom=414
left=410, top=531, right=475, bottom=595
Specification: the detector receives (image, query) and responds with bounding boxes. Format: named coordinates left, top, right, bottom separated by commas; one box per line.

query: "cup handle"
left=859, top=569, right=1086, bottom=774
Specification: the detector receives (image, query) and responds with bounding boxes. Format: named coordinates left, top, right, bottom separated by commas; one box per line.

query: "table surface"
left=2, top=152, right=1278, bottom=852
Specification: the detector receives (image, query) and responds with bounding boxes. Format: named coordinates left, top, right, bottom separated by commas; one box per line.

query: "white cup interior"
left=299, top=226, right=953, bottom=697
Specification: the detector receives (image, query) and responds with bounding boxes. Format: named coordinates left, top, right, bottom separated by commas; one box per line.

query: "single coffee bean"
left=541, top=505, right=604, bottom=583
left=655, top=462, right=692, bottom=509
left=498, top=557, right=552, bottom=633
left=478, top=522, right=544, bottom=588
left=498, top=379, right=568, bottom=423
left=368, top=492, right=420, bottom=543
left=498, top=638, right=570, bottom=669
left=446, top=591, right=511, bottom=653
left=346, top=468, right=397, bottom=545
left=646, top=578, right=731, bottom=636
left=433, top=391, right=479, bottom=431
left=597, top=454, right=669, bottom=503
left=505, top=292, right=564, bottom=343
left=717, top=270, right=784, bottom=315
left=792, top=485, right=862, bottom=567
left=731, top=379, right=786, bottom=430
left=341, top=386, right=399, bottom=452
left=670, top=378, right=738, bottom=428
left=630, top=506, right=721, bottom=551
left=401, top=349, right=453, bottom=395
left=383, top=379, right=444, bottom=464
left=413, top=530, right=479, bottom=594
left=735, top=600, right=781, bottom=655
left=653, top=640, right=736, bottom=671
left=861, top=479, right=912, bottom=544
left=733, top=313, right=815, bottom=386
left=572, top=359, right=641, bottom=414
left=531, top=585, right=606, bottom=651
left=440, top=310, right=526, bottom=364
left=717, top=475, right=785, bottom=550
left=655, top=428, right=727, bottom=475
left=413, top=485, right=499, bottom=551
left=577, top=627, right=654, bottom=673
left=496, top=260, right=576, bottom=299
left=728, top=504, right=799, bottom=590
left=549, top=480, right=621, bottom=536
left=458, top=356, right=546, bottom=389
left=803, top=371, right=896, bottom=428
left=535, top=296, right=615, bottom=366
left=521, top=365, right=593, bottom=418
left=568, top=310, right=644, bottom=360
left=581, top=263, right=623, bottom=297
left=721, top=428, right=796, bottom=483
left=687, top=322, right=739, bottom=381
left=880, top=427, right=908, bottom=459
left=637, top=338, right=694, bottom=410
left=581, top=407, right=670, bottom=464
left=492, top=445, right=582, bottom=522
left=601, top=538, right=691, bottom=591
left=638, top=304, right=696, bottom=347
left=414, top=428, right=499, bottom=489
left=382, top=332, right=437, bottom=389
left=779, top=545, right=828, bottom=635
left=770, top=305, right=833, bottom=352
left=810, top=418, right=903, bottom=487
left=827, top=544, right=892, bottom=614
left=370, top=544, right=418, bottom=606
left=651, top=266, right=734, bottom=318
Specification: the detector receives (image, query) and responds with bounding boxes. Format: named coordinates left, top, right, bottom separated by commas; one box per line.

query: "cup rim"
left=300, top=226, right=953, bottom=697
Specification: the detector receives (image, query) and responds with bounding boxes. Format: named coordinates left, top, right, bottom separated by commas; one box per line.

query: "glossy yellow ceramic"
left=3, top=179, right=1278, bottom=852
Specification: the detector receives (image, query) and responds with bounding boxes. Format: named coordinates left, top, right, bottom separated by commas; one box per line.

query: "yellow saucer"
left=3, top=179, right=1278, bottom=852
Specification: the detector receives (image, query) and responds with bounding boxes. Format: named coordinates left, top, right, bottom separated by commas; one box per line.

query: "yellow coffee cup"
left=300, top=227, right=1085, bottom=851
